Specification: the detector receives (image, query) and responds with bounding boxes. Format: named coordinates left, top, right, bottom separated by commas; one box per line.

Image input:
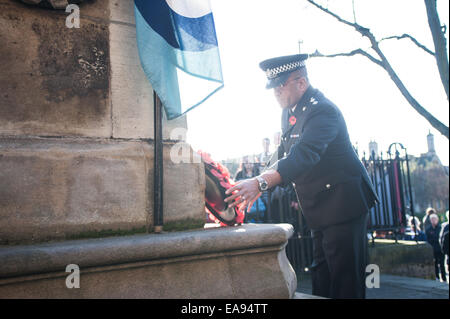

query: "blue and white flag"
left=134, top=0, right=224, bottom=120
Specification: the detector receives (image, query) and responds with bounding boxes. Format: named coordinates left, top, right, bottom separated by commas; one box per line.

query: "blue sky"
left=185, top=0, right=449, bottom=165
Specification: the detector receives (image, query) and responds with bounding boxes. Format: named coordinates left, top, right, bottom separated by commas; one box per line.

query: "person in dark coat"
left=234, top=156, right=259, bottom=181
left=235, top=156, right=265, bottom=222
left=426, top=214, right=447, bottom=282
left=422, top=207, right=436, bottom=233
left=440, top=211, right=449, bottom=276
left=404, top=216, right=426, bottom=241
left=224, top=54, right=379, bottom=299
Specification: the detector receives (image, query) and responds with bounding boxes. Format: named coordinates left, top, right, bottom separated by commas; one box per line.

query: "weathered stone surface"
left=0, top=224, right=296, bottom=298
left=109, top=0, right=187, bottom=140
left=0, top=0, right=202, bottom=243
left=20, top=0, right=86, bottom=10
left=0, top=137, right=205, bottom=244
left=0, top=0, right=111, bottom=137
left=0, top=0, right=187, bottom=140
left=162, top=142, right=206, bottom=226
left=0, top=1, right=297, bottom=301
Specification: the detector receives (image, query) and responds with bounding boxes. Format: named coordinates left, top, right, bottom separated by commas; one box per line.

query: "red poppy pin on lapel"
left=289, top=115, right=297, bottom=126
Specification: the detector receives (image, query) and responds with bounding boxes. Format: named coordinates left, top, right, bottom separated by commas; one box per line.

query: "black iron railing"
left=362, top=144, right=416, bottom=242
left=246, top=184, right=314, bottom=274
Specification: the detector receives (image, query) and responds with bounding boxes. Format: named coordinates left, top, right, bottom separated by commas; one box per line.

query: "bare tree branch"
left=380, top=34, right=435, bottom=56
left=352, top=0, right=357, bottom=23
left=306, top=0, right=449, bottom=139
left=310, top=49, right=383, bottom=67
left=424, top=0, right=449, bottom=100
left=306, top=0, right=370, bottom=35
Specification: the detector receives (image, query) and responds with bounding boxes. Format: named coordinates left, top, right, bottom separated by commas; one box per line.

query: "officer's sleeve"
left=276, top=105, right=339, bottom=183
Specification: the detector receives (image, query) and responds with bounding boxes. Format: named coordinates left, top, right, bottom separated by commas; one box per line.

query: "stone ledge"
left=0, top=224, right=293, bottom=278
left=293, top=292, right=327, bottom=299
left=0, top=224, right=296, bottom=298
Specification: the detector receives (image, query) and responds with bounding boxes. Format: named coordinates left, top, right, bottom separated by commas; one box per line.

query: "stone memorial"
left=0, top=0, right=296, bottom=298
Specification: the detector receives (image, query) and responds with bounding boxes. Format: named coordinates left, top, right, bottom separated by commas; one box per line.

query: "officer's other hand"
left=224, top=178, right=261, bottom=212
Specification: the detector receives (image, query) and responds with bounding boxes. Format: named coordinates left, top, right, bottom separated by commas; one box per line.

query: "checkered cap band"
left=265, top=60, right=305, bottom=79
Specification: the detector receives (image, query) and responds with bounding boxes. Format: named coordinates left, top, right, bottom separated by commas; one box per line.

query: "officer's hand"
left=224, top=178, right=261, bottom=212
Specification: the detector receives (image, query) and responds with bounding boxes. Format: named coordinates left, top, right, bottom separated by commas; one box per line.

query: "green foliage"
left=66, top=226, right=148, bottom=240
left=161, top=218, right=205, bottom=232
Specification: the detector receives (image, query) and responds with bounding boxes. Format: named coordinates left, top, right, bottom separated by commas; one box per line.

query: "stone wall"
left=368, top=239, right=436, bottom=279
left=0, top=0, right=205, bottom=244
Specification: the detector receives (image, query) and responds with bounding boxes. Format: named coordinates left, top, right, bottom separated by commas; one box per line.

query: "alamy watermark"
left=65, top=4, right=80, bottom=29
left=65, top=264, right=80, bottom=289
left=366, top=264, right=380, bottom=288
left=167, top=127, right=280, bottom=167
left=169, top=128, right=202, bottom=164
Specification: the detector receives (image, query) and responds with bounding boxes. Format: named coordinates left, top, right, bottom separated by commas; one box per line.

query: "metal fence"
left=245, top=185, right=314, bottom=274
left=362, top=143, right=416, bottom=241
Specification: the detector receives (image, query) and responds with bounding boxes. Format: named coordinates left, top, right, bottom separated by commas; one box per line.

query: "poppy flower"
left=289, top=115, right=297, bottom=126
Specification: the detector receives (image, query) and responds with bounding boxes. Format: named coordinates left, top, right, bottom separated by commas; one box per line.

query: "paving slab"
left=296, top=273, right=449, bottom=299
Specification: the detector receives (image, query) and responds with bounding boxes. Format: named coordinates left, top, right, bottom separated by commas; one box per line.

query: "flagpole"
left=153, top=92, right=164, bottom=233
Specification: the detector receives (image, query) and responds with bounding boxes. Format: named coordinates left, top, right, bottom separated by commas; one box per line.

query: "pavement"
left=296, top=273, right=449, bottom=299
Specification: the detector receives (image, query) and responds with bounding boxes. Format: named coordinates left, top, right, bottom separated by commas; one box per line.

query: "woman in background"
left=426, top=214, right=447, bottom=282
left=235, top=156, right=259, bottom=181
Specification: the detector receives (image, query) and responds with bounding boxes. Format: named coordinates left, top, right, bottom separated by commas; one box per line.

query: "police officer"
left=225, top=54, right=379, bottom=299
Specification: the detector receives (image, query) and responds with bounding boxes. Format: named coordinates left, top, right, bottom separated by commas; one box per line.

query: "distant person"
left=273, top=131, right=281, bottom=148
left=425, top=214, right=447, bottom=282
left=259, top=138, right=272, bottom=168
left=235, top=156, right=259, bottom=181
left=271, top=131, right=282, bottom=169
left=423, top=207, right=436, bottom=233
left=404, top=216, right=426, bottom=241
left=439, top=211, right=449, bottom=276
left=235, top=156, right=265, bottom=222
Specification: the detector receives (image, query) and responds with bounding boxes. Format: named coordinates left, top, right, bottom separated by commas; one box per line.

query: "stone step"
left=0, top=224, right=297, bottom=299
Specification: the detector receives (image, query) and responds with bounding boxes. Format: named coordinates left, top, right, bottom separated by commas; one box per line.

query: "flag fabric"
left=134, top=0, right=224, bottom=120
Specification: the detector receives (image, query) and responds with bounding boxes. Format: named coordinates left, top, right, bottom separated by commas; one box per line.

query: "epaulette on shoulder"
left=309, top=96, right=319, bottom=106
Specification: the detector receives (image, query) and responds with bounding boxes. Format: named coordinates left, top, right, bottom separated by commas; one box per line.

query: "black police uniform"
left=260, top=54, right=379, bottom=299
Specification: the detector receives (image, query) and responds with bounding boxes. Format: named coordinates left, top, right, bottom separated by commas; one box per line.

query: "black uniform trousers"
left=310, top=212, right=368, bottom=299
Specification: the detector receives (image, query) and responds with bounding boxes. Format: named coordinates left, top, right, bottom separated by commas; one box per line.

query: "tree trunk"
left=424, top=0, right=449, bottom=100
